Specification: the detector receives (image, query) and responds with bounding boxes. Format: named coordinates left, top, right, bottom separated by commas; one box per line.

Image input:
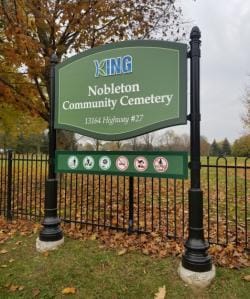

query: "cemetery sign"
left=55, top=40, right=187, bottom=140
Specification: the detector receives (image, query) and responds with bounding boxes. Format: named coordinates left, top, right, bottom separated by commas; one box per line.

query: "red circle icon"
left=153, top=157, right=168, bottom=173
left=116, top=156, right=129, bottom=171
left=134, top=156, right=148, bottom=172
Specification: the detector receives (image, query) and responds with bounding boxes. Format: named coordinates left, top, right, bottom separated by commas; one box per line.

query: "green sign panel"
left=55, top=151, right=188, bottom=179
left=55, top=40, right=187, bottom=140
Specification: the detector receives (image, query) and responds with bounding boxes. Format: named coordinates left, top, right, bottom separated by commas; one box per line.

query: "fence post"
left=128, top=176, right=134, bottom=233
left=178, top=26, right=215, bottom=287
left=6, top=150, right=13, bottom=220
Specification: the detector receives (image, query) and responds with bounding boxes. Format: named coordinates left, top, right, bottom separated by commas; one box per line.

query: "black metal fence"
left=0, top=152, right=249, bottom=249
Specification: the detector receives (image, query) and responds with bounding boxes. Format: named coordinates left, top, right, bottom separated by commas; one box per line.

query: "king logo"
left=94, top=55, right=133, bottom=77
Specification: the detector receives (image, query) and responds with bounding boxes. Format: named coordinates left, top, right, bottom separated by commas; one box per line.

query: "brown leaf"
left=154, top=285, right=166, bottom=299
left=243, top=275, right=250, bottom=282
left=150, top=232, right=159, bottom=238
left=159, top=250, right=167, bottom=258
left=33, top=224, right=40, bottom=234
left=9, top=284, right=19, bottom=292
left=43, top=251, right=49, bottom=257
left=90, top=234, right=97, bottom=241
left=61, top=287, right=76, bottom=294
left=175, top=243, right=182, bottom=254
left=9, top=258, right=15, bottom=263
left=117, top=248, right=127, bottom=256
left=142, top=248, right=150, bottom=255
left=140, top=234, right=148, bottom=243
left=209, top=245, right=222, bottom=255
left=4, top=282, right=11, bottom=288
left=32, top=288, right=40, bottom=297
left=1, top=264, right=7, bottom=268
left=0, top=249, right=8, bottom=254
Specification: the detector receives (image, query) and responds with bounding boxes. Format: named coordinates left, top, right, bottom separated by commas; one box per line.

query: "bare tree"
left=130, top=137, right=140, bottom=150
left=242, top=86, right=250, bottom=132
left=159, top=130, right=176, bottom=149
left=142, top=133, right=155, bottom=150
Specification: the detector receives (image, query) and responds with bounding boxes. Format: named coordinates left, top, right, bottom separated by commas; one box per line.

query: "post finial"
left=190, top=26, right=201, bottom=39
left=50, top=53, right=58, bottom=64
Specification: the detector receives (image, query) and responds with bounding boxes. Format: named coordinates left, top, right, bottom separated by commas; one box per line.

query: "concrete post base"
left=36, top=237, right=64, bottom=253
left=178, top=263, right=216, bottom=288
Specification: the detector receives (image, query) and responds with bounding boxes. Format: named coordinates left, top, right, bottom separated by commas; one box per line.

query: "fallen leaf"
left=142, top=248, right=150, bottom=255
left=32, top=288, right=40, bottom=297
left=117, top=248, right=127, bottom=256
left=33, top=224, right=40, bottom=234
left=0, top=249, right=8, bottom=254
left=1, top=265, right=7, bottom=268
left=4, top=282, right=11, bottom=288
left=140, top=234, right=148, bottom=243
left=15, top=241, right=22, bottom=245
left=9, top=284, right=19, bottom=292
left=8, top=284, right=24, bottom=291
left=151, top=232, right=159, bottom=238
left=154, top=285, right=166, bottom=299
left=61, top=287, right=76, bottom=294
left=243, top=275, right=250, bottom=282
left=159, top=249, right=167, bottom=258
left=9, top=258, right=15, bottom=263
left=43, top=251, right=49, bottom=257
left=90, top=234, right=97, bottom=241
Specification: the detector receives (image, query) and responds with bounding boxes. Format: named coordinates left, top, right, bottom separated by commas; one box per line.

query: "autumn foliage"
left=0, top=217, right=249, bottom=269
left=0, top=0, right=185, bottom=121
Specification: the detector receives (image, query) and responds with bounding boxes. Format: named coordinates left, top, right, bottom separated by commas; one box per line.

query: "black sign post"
left=181, top=27, right=212, bottom=273
left=37, top=54, right=63, bottom=250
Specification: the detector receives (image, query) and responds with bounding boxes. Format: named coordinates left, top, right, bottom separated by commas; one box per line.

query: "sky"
left=171, top=0, right=250, bottom=143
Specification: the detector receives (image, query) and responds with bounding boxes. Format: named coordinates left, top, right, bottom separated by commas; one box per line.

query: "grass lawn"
left=0, top=234, right=249, bottom=299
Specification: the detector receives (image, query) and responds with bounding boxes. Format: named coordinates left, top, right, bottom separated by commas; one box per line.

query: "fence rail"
left=0, top=152, right=249, bottom=250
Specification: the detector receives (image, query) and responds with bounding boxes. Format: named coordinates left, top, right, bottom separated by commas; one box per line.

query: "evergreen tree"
left=209, top=139, right=221, bottom=156
left=221, top=138, right=231, bottom=156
